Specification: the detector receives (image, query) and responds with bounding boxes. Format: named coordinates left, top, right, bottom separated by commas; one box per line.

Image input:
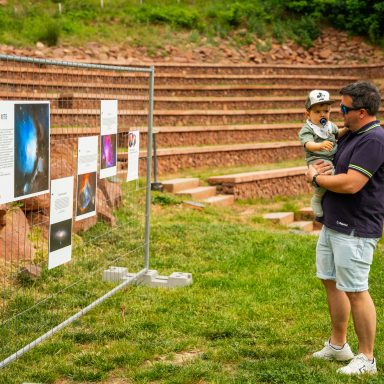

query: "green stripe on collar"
left=357, top=124, right=381, bottom=134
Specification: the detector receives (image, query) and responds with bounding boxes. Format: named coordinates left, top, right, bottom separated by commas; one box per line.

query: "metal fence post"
left=144, top=66, right=154, bottom=270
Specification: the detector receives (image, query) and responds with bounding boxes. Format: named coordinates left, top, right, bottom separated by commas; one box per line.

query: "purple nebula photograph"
left=49, top=218, right=72, bottom=253
left=14, top=103, right=49, bottom=198
left=101, top=134, right=117, bottom=170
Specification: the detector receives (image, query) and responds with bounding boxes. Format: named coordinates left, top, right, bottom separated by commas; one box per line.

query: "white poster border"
left=48, top=176, right=74, bottom=270
left=75, top=136, right=98, bottom=222
left=0, top=101, right=50, bottom=205
left=100, top=100, right=118, bottom=180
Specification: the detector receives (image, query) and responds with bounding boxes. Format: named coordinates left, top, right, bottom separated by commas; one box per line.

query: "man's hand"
left=306, top=162, right=369, bottom=193
left=312, top=160, right=333, bottom=174
left=319, top=141, right=333, bottom=152
left=305, top=161, right=333, bottom=184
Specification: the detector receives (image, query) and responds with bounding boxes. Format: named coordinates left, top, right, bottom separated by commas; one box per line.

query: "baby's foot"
left=311, top=195, right=323, bottom=217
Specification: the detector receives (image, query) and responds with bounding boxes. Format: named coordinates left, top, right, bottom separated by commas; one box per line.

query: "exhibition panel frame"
left=0, top=55, right=154, bottom=368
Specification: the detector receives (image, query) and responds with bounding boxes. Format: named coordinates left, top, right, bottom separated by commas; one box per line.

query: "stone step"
left=175, top=186, right=217, bottom=200
left=31, top=94, right=348, bottom=111
left=310, top=230, right=322, bottom=236
left=155, top=84, right=344, bottom=97
left=150, top=107, right=366, bottom=127
left=50, top=122, right=345, bottom=150
left=1, top=83, right=343, bottom=98
left=117, top=142, right=304, bottom=175
left=154, top=74, right=357, bottom=86
left=141, top=122, right=343, bottom=148
left=46, top=107, right=368, bottom=128
left=288, top=221, right=314, bottom=233
left=41, top=105, right=384, bottom=131
left=208, top=166, right=312, bottom=200
left=152, top=95, right=346, bottom=110
left=203, top=195, right=235, bottom=207
left=162, top=178, right=200, bottom=193
left=8, top=89, right=384, bottom=112
left=0, top=68, right=358, bottom=86
left=2, top=80, right=342, bottom=97
left=18, top=59, right=382, bottom=77
left=263, top=212, right=294, bottom=225
left=299, top=207, right=316, bottom=218
left=47, top=106, right=353, bottom=127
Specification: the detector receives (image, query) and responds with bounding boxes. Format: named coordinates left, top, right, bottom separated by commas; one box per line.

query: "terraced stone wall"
left=215, top=174, right=313, bottom=200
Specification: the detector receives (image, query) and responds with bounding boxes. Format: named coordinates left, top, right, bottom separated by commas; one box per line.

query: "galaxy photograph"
left=101, top=134, right=117, bottom=169
left=49, top=218, right=73, bottom=253
left=76, top=171, right=97, bottom=217
left=14, top=103, right=49, bottom=198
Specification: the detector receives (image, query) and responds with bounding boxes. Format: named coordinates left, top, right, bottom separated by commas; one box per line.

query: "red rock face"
left=99, top=177, right=123, bottom=210
left=26, top=209, right=50, bottom=240
left=1, top=26, right=381, bottom=66
left=73, top=213, right=98, bottom=234
left=0, top=204, right=6, bottom=227
left=0, top=208, right=35, bottom=261
left=22, top=194, right=50, bottom=212
left=0, top=140, right=123, bottom=263
left=96, top=189, right=117, bottom=227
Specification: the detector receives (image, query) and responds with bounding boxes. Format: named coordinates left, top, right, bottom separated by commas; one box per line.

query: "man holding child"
left=303, top=82, right=384, bottom=375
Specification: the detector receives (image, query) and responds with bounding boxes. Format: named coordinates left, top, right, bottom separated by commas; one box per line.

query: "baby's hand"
left=320, top=141, right=333, bottom=152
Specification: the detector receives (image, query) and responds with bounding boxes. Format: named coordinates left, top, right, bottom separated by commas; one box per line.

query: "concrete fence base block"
left=102, top=267, right=128, bottom=282
left=168, top=272, right=193, bottom=287
left=104, top=268, right=193, bottom=288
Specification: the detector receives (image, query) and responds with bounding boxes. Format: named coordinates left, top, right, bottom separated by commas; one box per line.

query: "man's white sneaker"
left=337, top=353, right=377, bottom=375
left=312, top=339, right=354, bottom=361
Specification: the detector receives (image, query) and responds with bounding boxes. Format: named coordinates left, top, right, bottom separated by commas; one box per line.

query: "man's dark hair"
left=339, top=81, right=381, bottom=116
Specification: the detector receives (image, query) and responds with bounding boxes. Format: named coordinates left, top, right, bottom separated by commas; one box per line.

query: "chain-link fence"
left=0, top=55, right=154, bottom=369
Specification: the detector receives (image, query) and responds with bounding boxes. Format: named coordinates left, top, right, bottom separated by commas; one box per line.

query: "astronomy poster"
left=75, top=136, right=98, bottom=221
left=100, top=100, right=117, bottom=179
left=126, top=130, right=140, bottom=182
left=0, top=101, right=50, bottom=205
left=48, top=176, right=74, bottom=270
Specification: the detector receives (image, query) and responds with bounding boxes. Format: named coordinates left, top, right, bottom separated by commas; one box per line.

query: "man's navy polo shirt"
left=317, top=120, right=384, bottom=238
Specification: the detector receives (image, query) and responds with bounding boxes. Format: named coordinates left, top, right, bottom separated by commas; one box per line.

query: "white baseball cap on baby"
left=305, top=90, right=335, bottom=110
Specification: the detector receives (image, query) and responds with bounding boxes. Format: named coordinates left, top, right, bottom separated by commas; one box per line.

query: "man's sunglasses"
left=340, top=103, right=365, bottom=114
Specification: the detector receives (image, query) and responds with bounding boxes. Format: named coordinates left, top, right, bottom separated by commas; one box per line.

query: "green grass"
left=0, top=0, right=331, bottom=51
left=0, top=0, right=322, bottom=48
left=3, top=196, right=384, bottom=383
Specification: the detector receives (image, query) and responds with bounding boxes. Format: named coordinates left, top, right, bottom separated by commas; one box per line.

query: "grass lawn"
left=2, top=194, right=384, bottom=383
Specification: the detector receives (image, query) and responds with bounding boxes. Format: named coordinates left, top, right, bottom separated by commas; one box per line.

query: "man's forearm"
left=316, top=173, right=355, bottom=194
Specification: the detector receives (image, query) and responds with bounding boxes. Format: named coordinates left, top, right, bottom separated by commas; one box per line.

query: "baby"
left=298, top=90, right=348, bottom=217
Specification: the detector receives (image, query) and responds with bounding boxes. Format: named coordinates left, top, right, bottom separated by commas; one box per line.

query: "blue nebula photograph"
left=76, top=171, right=97, bottom=217
left=14, top=103, right=49, bottom=198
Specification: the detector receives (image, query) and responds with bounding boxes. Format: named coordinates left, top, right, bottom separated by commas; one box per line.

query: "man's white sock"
left=329, top=338, right=343, bottom=350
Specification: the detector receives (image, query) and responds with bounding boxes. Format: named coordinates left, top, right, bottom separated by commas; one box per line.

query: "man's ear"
left=359, top=109, right=367, bottom=119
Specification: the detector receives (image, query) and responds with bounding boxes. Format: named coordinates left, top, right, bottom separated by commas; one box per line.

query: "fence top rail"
left=0, top=54, right=154, bottom=73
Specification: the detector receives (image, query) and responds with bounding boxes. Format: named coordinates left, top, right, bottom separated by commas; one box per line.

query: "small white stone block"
left=102, top=267, right=128, bottom=282
left=138, top=269, right=159, bottom=284
left=168, top=272, right=193, bottom=287
left=105, top=268, right=193, bottom=288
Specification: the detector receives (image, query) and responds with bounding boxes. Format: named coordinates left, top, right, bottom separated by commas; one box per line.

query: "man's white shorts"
left=316, top=225, right=379, bottom=292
